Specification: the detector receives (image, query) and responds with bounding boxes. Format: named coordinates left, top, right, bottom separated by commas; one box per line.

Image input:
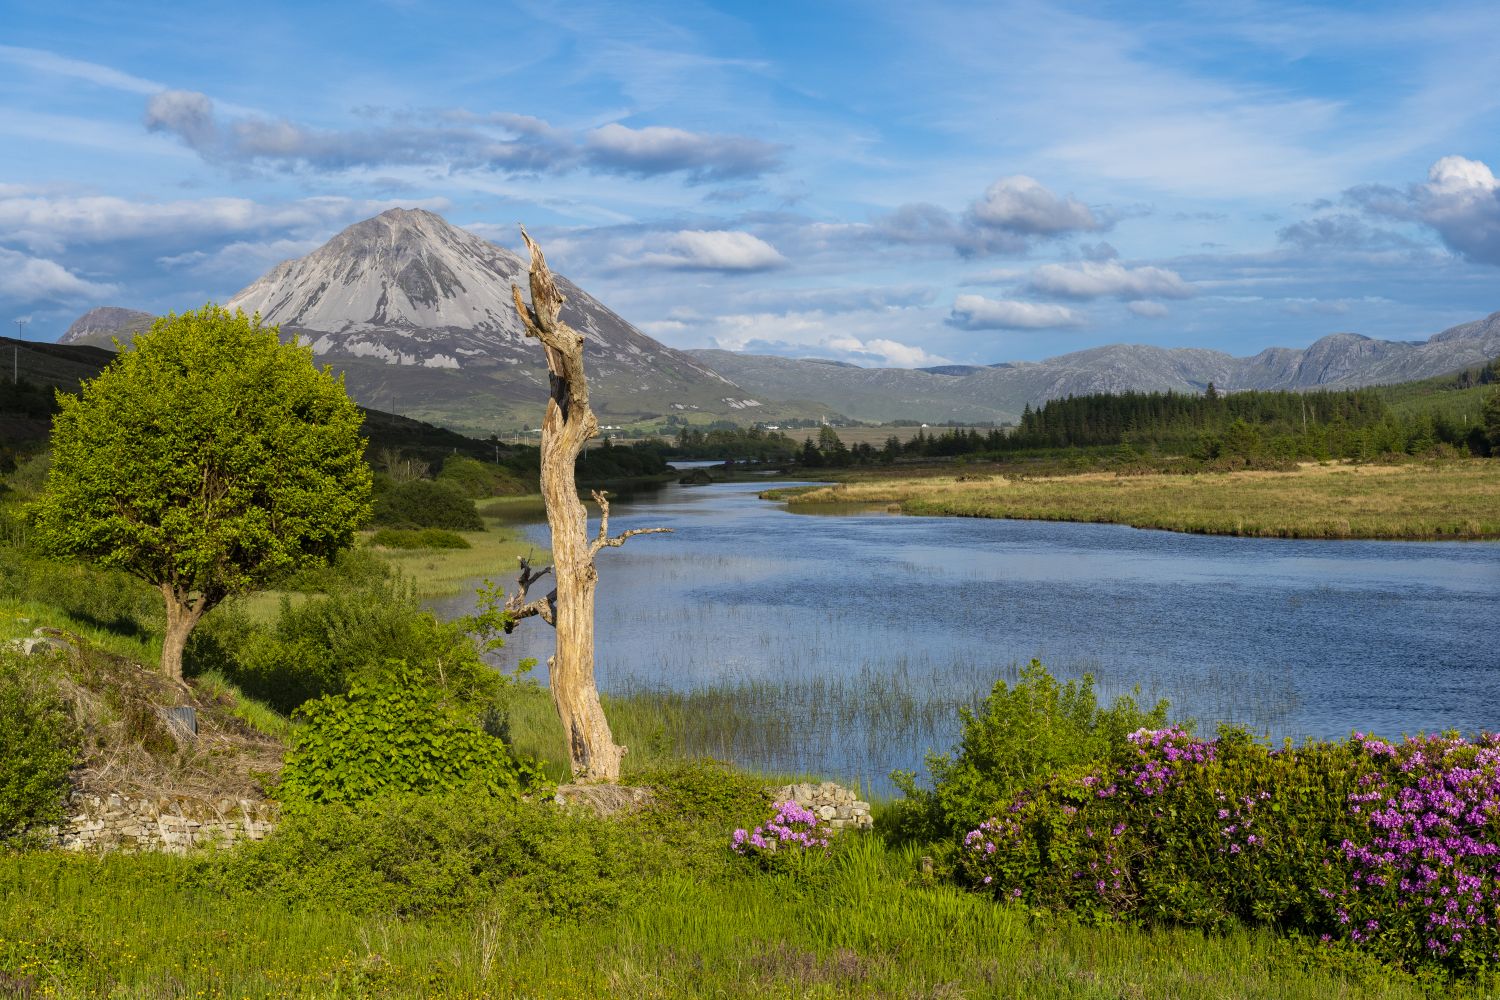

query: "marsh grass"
left=781, top=461, right=1500, bottom=539
left=0, top=840, right=1433, bottom=999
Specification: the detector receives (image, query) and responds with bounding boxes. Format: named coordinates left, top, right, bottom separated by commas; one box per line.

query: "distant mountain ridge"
left=59, top=206, right=1500, bottom=430
left=691, top=312, right=1500, bottom=423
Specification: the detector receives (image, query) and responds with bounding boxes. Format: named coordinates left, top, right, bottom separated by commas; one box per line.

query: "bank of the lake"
left=769, top=460, right=1500, bottom=539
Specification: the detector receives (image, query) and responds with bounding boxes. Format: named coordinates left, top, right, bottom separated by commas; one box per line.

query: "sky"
left=3, top=0, right=1500, bottom=368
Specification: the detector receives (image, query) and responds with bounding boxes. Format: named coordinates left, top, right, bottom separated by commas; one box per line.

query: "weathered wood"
left=510, top=228, right=670, bottom=782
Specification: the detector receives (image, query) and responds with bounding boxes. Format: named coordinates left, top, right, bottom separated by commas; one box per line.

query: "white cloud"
left=866, top=176, right=1105, bottom=258
left=0, top=45, right=163, bottom=95
left=636, top=230, right=787, bottom=271
left=866, top=337, right=949, bottom=367
left=157, top=237, right=322, bottom=277
left=1028, top=260, right=1193, bottom=300
left=1415, top=155, right=1500, bottom=265
left=143, top=90, right=781, bottom=182
left=0, top=193, right=449, bottom=253
left=948, top=295, right=1082, bottom=330
left=967, top=176, right=1101, bottom=236
left=1127, top=300, right=1169, bottom=318
left=584, top=124, right=782, bottom=182
left=0, top=247, right=118, bottom=302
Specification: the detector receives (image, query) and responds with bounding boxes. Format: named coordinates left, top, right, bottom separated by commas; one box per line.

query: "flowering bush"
left=889, top=659, right=1168, bottom=844
left=957, top=725, right=1500, bottom=981
left=732, top=801, right=832, bottom=873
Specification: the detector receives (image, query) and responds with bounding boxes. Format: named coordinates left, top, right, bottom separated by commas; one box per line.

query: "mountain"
left=68, top=209, right=827, bottom=434
left=60, top=307, right=155, bottom=349
left=692, top=312, right=1500, bottom=424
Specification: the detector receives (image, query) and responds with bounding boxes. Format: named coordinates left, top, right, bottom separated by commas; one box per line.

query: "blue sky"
left=3, top=0, right=1499, bottom=367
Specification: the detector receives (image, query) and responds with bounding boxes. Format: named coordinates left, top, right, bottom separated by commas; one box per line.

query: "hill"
left=692, top=312, right=1500, bottom=424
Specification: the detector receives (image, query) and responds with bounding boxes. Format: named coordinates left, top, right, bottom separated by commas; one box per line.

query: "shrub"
left=435, top=455, right=532, bottom=498
left=957, top=726, right=1500, bottom=983
left=277, top=668, right=547, bottom=807
left=0, top=650, right=80, bottom=839
left=369, top=528, right=471, bottom=550
left=190, top=576, right=503, bottom=714
left=276, top=545, right=390, bottom=592
left=637, top=758, right=773, bottom=831
left=199, top=792, right=641, bottom=921
left=890, top=660, right=1168, bottom=842
left=370, top=480, right=483, bottom=531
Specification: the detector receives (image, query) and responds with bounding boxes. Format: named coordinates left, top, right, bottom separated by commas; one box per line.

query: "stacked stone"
left=771, top=781, right=873, bottom=832
left=55, top=792, right=278, bottom=854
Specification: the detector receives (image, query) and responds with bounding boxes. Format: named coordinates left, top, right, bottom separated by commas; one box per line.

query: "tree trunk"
left=510, top=228, right=667, bottom=782
left=159, top=585, right=205, bottom=685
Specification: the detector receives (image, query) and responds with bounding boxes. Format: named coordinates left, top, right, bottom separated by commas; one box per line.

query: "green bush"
left=0, top=650, right=80, bottom=839
left=889, top=660, right=1168, bottom=843
left=189, top=576, right=501, bottom=714
left=278, top=668, right=547, bottom=808
left=275, top=545, right=390, bottom=592
left=198, top=792, right=640, bottom=920
left=435, top=455, right=532, bottom=498
left=638, top=758, right=774, bottom=832
left=369, top=527, right=471, bottom=550
left=371, top=480, right=483, bottom=531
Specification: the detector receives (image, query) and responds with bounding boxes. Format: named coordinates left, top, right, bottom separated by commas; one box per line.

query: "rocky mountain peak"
left=211, top=208, right=754, bottom=429
left=59, top=306, right=156, bottom=348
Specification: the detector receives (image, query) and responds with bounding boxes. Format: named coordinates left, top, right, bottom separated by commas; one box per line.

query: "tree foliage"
left=30, top=306, right=372, bottom=678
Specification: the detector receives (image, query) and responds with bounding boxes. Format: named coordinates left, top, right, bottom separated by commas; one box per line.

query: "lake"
left=434, top=479, right=1500, bottom=791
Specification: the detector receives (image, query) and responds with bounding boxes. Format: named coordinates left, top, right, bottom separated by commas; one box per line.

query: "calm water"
left=435, top=480, right=1500, bottom=788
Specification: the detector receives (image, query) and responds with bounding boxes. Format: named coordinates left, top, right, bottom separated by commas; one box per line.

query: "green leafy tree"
left=31, top=306, right=372, bottom=681
left=1484, top=388, right=1500, bottom=455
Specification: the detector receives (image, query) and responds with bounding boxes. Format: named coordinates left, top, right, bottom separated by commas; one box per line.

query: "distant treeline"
left=1005, top=384, right=1493, bottom=461
left=661, top=383, right=1499, bottom=469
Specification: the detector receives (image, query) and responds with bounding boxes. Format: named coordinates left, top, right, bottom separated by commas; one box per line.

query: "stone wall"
left=771, top=781, right=873, bottom=832
left=54, top=792, right=278, bottom=854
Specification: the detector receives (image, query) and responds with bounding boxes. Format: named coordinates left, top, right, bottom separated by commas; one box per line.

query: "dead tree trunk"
left=509, top=228, right=668, bottom=782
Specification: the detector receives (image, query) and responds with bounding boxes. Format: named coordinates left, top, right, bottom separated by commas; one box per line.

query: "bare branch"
left=589, top=490, right=671, bottom=557
left=504, top=555, right=556, bottom=631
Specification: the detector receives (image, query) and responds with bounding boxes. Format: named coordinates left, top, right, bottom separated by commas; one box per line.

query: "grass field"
left=772, top=460, right=1500, bottom=539
left=0, top=845, right=1428, bottom=1000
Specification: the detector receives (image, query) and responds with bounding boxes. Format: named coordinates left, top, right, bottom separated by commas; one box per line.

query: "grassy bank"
left=0, top=844, right=1425, bottom=999
left=771, top=461, right=1500, bottom=539
left=236, top=500, right=547, bottom=623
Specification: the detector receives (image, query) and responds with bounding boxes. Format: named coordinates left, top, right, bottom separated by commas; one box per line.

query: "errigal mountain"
left=692, top=312, right=1500, bottom=424
left=66, top=209, right=818, bottom=433
left=223, top=208, right=804, bottom=432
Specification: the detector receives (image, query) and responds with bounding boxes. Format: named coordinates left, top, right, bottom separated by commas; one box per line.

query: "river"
left=434, top=479, right=1500, bottom=790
